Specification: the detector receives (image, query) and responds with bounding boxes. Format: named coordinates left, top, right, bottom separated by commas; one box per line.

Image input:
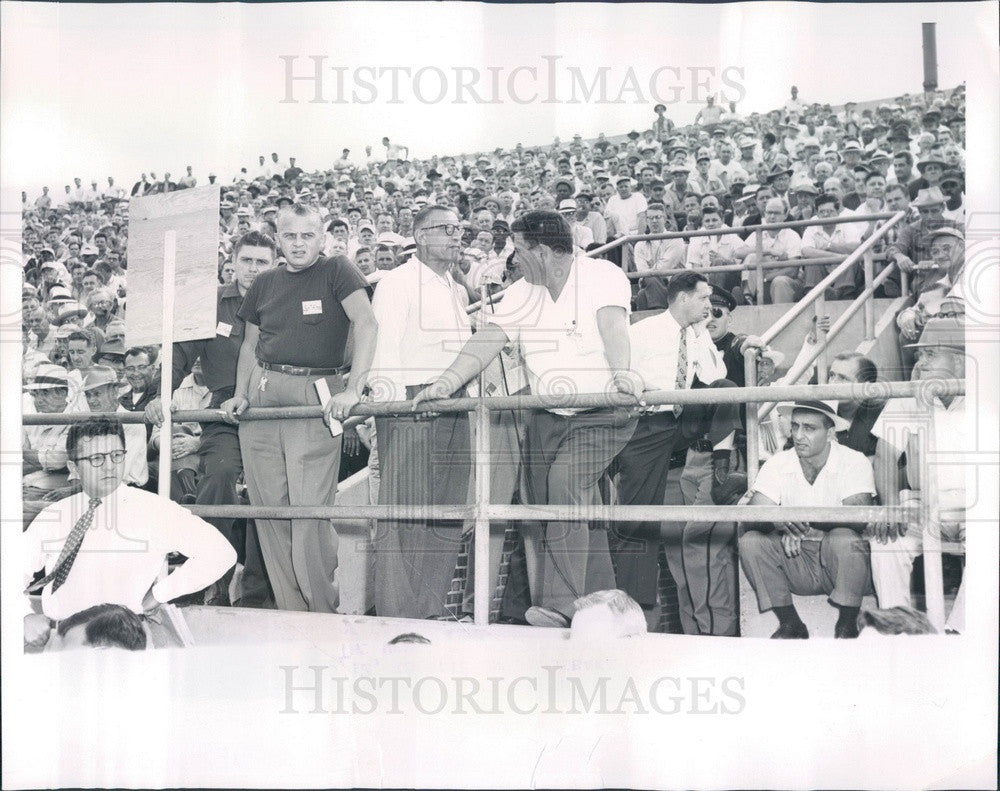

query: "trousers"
left=374, top=385, right=472, bottom=619
left=239, top=365, right=341, bottom=613
left=869, top=514, right=965, bottom=632
left=739, top=527, right=873, bottom=612
left=671, top=448, right=739, bottom=635
left=610, top=380, right=741, bottom=609
left=196, top=412, right=271, bottom=606
left=521, top=406, right=638, bottom=617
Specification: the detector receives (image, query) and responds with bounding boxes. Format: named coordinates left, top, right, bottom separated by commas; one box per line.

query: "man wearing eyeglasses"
left=889, top=189, right=964, bottom=297
left=411, top=209, right=640, bottom=627
left=368, top=205, right=474, bottom=619
left=24, top=416, right=236, bottom=649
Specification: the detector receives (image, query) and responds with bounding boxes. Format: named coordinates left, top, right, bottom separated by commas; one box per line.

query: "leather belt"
left=258, top=360, right=348, bottom=377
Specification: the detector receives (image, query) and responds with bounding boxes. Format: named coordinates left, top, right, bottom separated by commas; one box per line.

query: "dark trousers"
left=610, top=379, right=740, bottom=607
left=521, top=406, right=638, bottom=617
left=196, top=416, right=271, bottom=606
left=374, top=385, right=471, bottom=619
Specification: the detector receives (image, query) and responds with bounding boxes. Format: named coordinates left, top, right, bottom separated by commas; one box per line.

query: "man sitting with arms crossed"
left=740, top=400, right=876, bottom=638
left=24, top=416, right=236, bottom=649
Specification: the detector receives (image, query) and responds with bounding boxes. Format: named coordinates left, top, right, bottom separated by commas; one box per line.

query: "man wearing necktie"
left=24, top=417, right=236, bottom=650
left=610, top=271, right=743, bottom=634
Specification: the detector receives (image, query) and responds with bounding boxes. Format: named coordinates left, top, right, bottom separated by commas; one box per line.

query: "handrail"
left=23, top=378, right=964, bottom=425
left=754, top=261, right=901, bottom=424
left=586, top=211, right=899, bottom=257
left=743, top=210, right=909, bottom=483
left=465, top=211, right=898, bottom=314
left=753, top=211, right=907, bottom=347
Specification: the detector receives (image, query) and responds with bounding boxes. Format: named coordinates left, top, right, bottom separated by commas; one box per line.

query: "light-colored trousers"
left=239, top=366, right=341, bottom=613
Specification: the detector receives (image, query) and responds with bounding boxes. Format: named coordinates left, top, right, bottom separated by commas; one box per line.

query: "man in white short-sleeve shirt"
left=867, top=317, right=966, bottom=633
left=740, top=400, right=876, bottom=639
left=412, top=210, right=640, bottom=626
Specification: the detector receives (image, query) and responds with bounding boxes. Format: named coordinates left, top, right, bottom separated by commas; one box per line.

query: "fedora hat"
left=777, top=399, right=850, bottom=432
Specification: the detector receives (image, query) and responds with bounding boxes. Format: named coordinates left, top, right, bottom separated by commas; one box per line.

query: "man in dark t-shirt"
left=221, top=205, right=377, bottom=613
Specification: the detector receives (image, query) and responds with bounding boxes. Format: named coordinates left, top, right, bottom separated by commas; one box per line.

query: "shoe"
left=770, top=622, right=809, bottom=639
left=834, top=621, right=860, bottom=639
left=712, top=472, right=748, bottom=506
left=525, top=605, right=571, bottom=628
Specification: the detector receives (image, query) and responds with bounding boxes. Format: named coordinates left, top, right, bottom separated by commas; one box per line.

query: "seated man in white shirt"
left=800, top=194, right=860, bottom=293
left=634, top=202, right=686, bottom=277
left=867, top=316, right=966, bottom=633
left=685, top=205, right=744, bottom=294
left=739, top=198, right=804, bottom=304
left=24, top=416, right=236, bottom=648
left=557, top=199, right=595, bottom=251
left=411, top=210, right=640, bottom=627
left=740, top=401, right=877, bottom=638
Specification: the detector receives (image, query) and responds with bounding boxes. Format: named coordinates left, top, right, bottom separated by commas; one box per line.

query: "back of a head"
left=570, top=589, right=647, bottom=640
left=57, top=603, right=148, bottom=651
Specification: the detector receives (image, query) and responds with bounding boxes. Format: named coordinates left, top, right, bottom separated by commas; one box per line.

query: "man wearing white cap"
left=557, top=199, right=594, bottom=251
left=22, top=364, right=73, bottom=526
left=740, top=400, right=876, bottom=638
left=867, top=316, right=966, bottom=633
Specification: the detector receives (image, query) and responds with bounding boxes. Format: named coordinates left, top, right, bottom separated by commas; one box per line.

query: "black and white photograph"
left=2, top=1, right=998, bottom=788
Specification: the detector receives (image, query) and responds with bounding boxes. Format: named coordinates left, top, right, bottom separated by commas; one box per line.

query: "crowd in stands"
left=21, top=83, right=969, bottom=649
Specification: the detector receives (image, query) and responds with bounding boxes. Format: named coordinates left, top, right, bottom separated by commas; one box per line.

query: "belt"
left=692, top=439, right=714, bottom=453
left=258, top=360, right=348, bottom=377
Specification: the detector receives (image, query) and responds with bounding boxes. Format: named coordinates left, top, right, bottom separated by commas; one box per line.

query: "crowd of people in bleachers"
left=21, top=83, right=970, bottom=650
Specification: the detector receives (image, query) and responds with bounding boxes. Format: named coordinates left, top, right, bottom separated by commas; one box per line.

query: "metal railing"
left=23, top=377, right=964, bottom=631
left=465, top=211, right=901, bottom=314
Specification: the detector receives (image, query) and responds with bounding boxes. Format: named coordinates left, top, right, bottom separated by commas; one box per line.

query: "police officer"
left=222, top=205, right=378, bottom=613
left=146, top=230, right=277, bottom=607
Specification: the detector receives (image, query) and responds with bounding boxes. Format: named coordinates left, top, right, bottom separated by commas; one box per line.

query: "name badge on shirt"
left=216, top=321, right=233, bottom=337
left=302, top=300, right=323, bottom=316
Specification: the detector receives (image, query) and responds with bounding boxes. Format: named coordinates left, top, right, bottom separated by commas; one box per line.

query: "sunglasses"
left=710, top=307, right=726, bottom=319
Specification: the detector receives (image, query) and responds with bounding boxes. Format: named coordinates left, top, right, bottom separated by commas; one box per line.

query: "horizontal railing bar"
left=187, top=503, right=916, bottom=523
left=757, top=211, right=907, bottom=346
left=22, top=379, right=964, bottom=425
left=626, top=256, right=846, bottom=280
left=586, top=212, right=898, bottom=256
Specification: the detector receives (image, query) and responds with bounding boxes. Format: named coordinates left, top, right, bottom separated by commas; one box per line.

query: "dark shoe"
left=771, top=622, right=809, bottom=639
left=525, top=605, right=571, bottom=628
left=712, top=472, right=748, bottom=506
left=834, top=621, right=860, bottom=639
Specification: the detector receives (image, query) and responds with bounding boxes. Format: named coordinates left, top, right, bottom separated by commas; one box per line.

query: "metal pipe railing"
left=466, top=211, right=898, bottom=313
left=23, top=379, right=963, bottom=425
left=754, top=261, right=901, bottom=425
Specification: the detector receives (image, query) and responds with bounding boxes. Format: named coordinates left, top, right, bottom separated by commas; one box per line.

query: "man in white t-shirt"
left=412, top=210, right=640, bottom=627
left=605, top=177, right=648, bottom=271
left=740, top=400, right=876, bottom=638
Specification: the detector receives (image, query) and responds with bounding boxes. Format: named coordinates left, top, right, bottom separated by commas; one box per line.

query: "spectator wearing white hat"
left=740, top=399, right=876, bottom=639
left=557, top=199, right=595, bottom=251
left=887, top=187, right=963, bottom=296
left=22, top=364, right=73, bottom=526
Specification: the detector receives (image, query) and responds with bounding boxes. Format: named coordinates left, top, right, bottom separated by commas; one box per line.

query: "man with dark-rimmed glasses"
left=24, top=416, right=235, bottom=650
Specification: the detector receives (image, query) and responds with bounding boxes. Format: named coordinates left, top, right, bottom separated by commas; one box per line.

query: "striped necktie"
left=25, top=498, right=102, bottom=594
left=674, top=326, right=688, bottom=416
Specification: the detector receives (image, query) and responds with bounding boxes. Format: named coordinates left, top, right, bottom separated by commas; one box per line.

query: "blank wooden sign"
left=125, top=186, right=220, bottom=346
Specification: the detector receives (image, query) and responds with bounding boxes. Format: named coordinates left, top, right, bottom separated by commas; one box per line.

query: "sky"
left=0, top=1, right=992, bottom=196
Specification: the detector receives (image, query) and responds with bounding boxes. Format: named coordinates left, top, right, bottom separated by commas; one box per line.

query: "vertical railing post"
left=863, top=251, right=875, bottom=341
left=473, top=286, right=492, bottom=626
left=814, top=293, right=828, bottom=384
left=754, top=229, right=765, bottom=304
left=900, top=268, right=910, bottom=299
left=744, top=351, right=759, bottom=486
left=920, top=398, right=946, bottom=631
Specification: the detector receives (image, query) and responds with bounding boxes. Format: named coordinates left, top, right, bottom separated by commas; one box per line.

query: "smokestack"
left=922, top=22, right=938, bottom=93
